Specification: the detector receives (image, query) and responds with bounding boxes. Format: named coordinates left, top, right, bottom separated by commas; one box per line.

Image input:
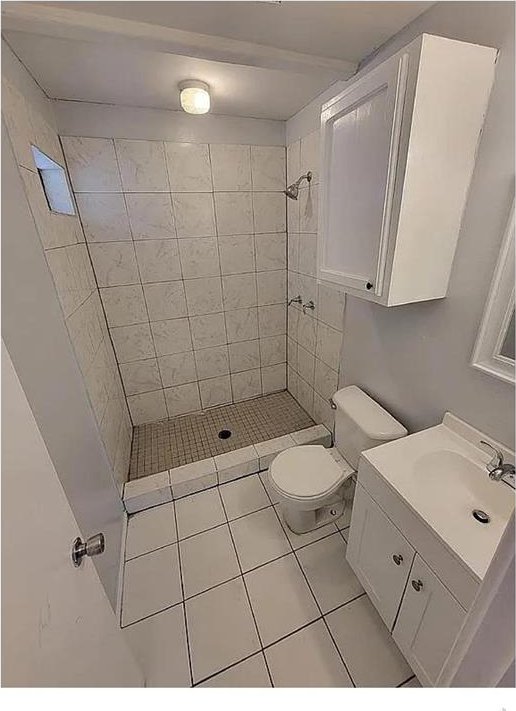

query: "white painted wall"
left=287, top=1, right=515, bottom=448
left=55, top=100, right=285, bottom=145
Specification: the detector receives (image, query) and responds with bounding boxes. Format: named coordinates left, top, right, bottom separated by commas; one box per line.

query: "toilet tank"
left=333, top=386, right=407, bottom=469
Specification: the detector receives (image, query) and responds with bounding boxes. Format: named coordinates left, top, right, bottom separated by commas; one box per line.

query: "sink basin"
left=363, top=414, right=514, bottom=580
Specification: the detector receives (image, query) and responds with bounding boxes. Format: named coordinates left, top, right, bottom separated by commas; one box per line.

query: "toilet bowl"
left=268, top=445, right=354, bottom=533
left=268, top=386, right=407, bottom=534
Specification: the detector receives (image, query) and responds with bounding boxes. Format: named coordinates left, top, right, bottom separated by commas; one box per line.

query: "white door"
left=318, top=52, right=408, bottom=296
left=1, top=342, right=143, bottom=687
left=393, top=554, right=466, bottom=687
left=346, top=483, right=415, bottom=628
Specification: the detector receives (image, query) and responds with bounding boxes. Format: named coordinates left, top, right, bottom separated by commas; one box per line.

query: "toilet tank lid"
left=333, top=386, right=407, bottom=440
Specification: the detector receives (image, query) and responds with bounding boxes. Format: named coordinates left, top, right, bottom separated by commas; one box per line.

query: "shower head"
left=285, top=183, right=300, bottom=200
left=284, top=171, right=312, bottom=200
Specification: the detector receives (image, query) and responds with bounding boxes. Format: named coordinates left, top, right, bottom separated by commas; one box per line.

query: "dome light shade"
left=179, top=80, right=210, bottom=114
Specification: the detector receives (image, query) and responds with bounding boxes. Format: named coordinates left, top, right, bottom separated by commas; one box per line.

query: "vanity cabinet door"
left=393, top=554, right=466, bottom=687
left=346, top=483, right=415, bottom=628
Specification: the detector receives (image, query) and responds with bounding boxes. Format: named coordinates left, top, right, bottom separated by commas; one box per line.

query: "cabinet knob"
left=392, top=554, right=403, bottom=566
left=411, top=579, right=423, bottom=592
left=366, top=281, right=374, bottom=290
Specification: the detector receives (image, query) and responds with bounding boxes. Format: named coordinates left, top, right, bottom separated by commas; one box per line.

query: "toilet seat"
left=269, top=445, right=350, bottom=501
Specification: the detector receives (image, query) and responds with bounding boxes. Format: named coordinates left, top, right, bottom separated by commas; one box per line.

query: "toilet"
left=268, top=386, right=407, bottom=534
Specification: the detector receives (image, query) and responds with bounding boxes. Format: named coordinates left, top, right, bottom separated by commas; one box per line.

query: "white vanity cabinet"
left=393, top=554, right=466, bottom=686
left=318, top=33, right=497, bottom=306
left=347, top=481, right=469, bottom=686
left=346, top=483, right=415, bottom=628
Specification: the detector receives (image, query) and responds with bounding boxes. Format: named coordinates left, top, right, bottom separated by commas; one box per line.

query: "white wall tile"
left=260, top=335, right=286, bottom=367
left=165, top=382, right=201, bottom=417
left=297, top=376, right=314, bottom=416
left=287, top=233, right=299, bottom=272
left=195, top=345, right=230, bottom=380
left=218, top=234, right=255, bottom=275
left=297, top=311, right=317, bottom=354
left=185, top=277, right=223, bottom=316
left=231, top=369, right=262, bottom=401
left=299, top=186, right=318, bottom=233
left=210, top=144, right=252, bottom=191
left=165, top=142, right=212, bottom=192
left=190, top=313, right=227, bottom=350
left=253, top=192, right=286, bottom=234
left=115, top=139, right=169, bottom=191
left=178, top=237, right=220, bottom=278
left=120, top=358, right=162, bottom=396
left=251, top=146, right=285, bottom=191
left=143, top=281, right=187, bottom=321
left=151, top=318, right=193, bottom=356
left=314, top=358, right=338, bottom=401
left=100, top=285, right=148, bottom=327
left=258, top=304, right=286, bottom=337
left=229, top=340, right=260, bottom=374
left=172, top=193, right=216, bottom=239
left=110, top=323, right=155, bottom=363
left=318, top=283, right=345, bottom=331
left=158, top=351, right=197, bottom=387
left=286, top=140, right=301, bottom=186
left=222, top=274, right=257, bottom=310
left=297, top=345, right=315, bottom=385
left=255, top=233, right=286, bottom=272
left=125, top=193, right=176, bottom=240
left=135, top=239, right=182, bottom=283
left=62, top=137, right=121, bottom=192
left=199, top=375, right=232, bottom=408
left=257, top=270, right=286, bottom=306
left=63, top=136, right=289, bottom=420
left=225, top=308, right=259, bottom=343
left=128, top=389, right=167, bottom=425
left=298, top=234, right=317, bottom=277
left=262, top=364, right=286, bottom=394
left=76, top=193, right=131, bottom=242
left=214, top=192, right=253, bottom=236
left=88, top=242, right=139, bottom=287
left=287, top=198, right=300, bottom=234
left=316, top=322, right=342, bottom=371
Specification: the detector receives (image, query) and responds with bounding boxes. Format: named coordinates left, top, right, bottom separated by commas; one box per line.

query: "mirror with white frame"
left=471, top=199, right=515, bottom=384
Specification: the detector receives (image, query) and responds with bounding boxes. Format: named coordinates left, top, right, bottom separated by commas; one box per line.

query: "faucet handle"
left=479, top=440, right=504, bottom=470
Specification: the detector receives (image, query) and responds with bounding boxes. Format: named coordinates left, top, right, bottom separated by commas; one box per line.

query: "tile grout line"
left=217, top=482, right=275, bottom=688
left=170, top=502, right=195, bottom=688
left=267, top=491, right=357, bottom=688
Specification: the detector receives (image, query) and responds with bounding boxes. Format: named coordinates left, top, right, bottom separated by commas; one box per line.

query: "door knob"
left=72, top=533, right=105, bottom=567
left=392, top=554, right=403, bottom=566
left=411, top=579, right=423, bottom=592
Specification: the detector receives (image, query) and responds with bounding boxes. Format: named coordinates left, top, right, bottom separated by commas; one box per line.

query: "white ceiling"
left=4, top=32, right=337, bottom=120
left=3, top=1, right=433, bottom=120
left=40, top=1, right=433, bottom=62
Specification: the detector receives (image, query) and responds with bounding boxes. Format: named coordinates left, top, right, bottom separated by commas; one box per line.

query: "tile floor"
left=130, top=391, right=314, bottom=479
left=121, top=470, right=417, bottom=688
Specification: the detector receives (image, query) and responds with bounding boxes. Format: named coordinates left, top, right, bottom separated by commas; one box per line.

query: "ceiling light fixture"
left=179, top=80, right=210, bottom=115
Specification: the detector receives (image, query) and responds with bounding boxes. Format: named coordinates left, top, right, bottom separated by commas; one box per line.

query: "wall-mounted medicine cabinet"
left=317, top=33, right=497, bottom=306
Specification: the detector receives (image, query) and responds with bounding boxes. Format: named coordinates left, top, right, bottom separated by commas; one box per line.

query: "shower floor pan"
left=129, top=390, right=314, bottom=480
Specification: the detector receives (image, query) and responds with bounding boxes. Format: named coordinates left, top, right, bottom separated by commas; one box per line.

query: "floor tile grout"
left=217, top=481, right=276, bottom=688
left=121, top=473, right=406, bottom=687
left=171, top=505, right=194, bottom=688
left=268, top=500, right=357, bottom=688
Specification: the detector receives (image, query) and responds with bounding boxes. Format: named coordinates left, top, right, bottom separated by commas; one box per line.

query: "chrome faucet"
left=288, top=295, right=302, bottom=307
left=479, top=440, right=516, bottom=488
